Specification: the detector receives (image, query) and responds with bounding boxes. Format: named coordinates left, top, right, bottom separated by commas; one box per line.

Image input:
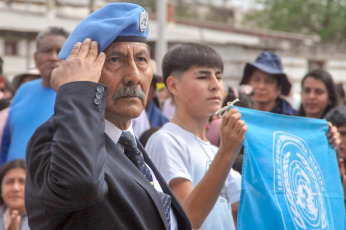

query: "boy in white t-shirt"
left=146, top=43, right=247, bottom=229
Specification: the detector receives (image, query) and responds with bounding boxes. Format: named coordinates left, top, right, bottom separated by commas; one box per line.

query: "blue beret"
left=59, top=3, right=149, bottom=60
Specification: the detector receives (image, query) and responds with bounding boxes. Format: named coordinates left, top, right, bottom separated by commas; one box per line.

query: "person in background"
left=0, top=27, right=69, bottom=165
left=146, top=74, right=169, bottom=127
left=298, top=69, right=339, bottom=119
left=157, top=84, right=170, bottom=108
left=11, top=67, right=40, bottom=93
left=335, top=83, right=345, bottom=105
left=240, top=58, right=340, bottom=148
left=325, top=106, right=346, bottom=209
left=0, top=159, right=29, bottom=230
left=0, top=58, right=14, bottom=101
left=0, top=80, right=13, bottom=102
left=0, top=58, right=13, bottom=148
left=239, top=51, right=296, bottom=115
left=146, top=42, right=246, bottom=229
left=132, top=74, right=168, bottom=137
left=161, top=92, right=175, bottom=120
left=25, top=3, right=191, bottom=229
left=132, top=109, right=151, bottom=137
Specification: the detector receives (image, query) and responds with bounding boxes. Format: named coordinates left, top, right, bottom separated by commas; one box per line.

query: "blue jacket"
left=271, top=98, right=297, bottom=116
left=147, top=102, right=169, bottom=128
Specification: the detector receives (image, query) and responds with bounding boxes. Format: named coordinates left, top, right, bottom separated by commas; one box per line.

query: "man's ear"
left=166, top=76, right=179, bottom=96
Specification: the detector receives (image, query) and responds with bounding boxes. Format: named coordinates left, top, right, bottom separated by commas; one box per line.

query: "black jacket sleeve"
left=26, top=81, right=109, bottom=211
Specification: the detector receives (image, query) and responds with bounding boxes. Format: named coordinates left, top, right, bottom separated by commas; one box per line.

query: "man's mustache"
left=111, top=86, right=145, bottom=101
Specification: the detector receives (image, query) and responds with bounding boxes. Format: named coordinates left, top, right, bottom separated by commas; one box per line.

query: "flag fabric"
left=236, top=107, right=345, bottom=230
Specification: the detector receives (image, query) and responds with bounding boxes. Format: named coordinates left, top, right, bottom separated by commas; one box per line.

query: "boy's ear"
left=166, top=76, right=179, bottom=96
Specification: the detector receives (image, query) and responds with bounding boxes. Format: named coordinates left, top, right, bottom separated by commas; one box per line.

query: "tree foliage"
left=245, top=0, right=346, bottom=43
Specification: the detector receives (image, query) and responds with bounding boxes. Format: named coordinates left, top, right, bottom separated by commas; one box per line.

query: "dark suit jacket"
left=25, top=81, right=191, bottom=230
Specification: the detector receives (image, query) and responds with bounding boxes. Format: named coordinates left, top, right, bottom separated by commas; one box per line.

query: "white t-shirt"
left=146, top=122, right=241, bottom=230
left=132, top=110, right=150, bottom=138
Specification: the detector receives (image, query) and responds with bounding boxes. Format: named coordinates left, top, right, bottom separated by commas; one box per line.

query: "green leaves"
left=245, top=0, right=346, bottom=43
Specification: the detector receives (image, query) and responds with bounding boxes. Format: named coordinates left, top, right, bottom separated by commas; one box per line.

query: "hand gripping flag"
left=236, top=107, right=345, bottom=230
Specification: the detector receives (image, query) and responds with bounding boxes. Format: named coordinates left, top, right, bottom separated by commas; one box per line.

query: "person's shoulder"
left=273, top=97, right=297, bottom=116
left=11, top=79, right=43, bottom=105
left=20, top=78, right=42, bottom=88
left=148, top=123, right=175, bottom=140
left=15, top=79, right=42, bottom=95
left=147, top=123, right=185, bottom=147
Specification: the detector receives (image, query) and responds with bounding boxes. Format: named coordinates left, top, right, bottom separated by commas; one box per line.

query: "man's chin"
left=107, top=104, right=144, bottom=119
left=128, top=107, right=144, bottom=119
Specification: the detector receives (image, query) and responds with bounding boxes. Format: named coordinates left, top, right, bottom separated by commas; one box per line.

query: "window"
left=308, top=60, right=324, bottom=70
left=4, top=40, right=18, bottom=56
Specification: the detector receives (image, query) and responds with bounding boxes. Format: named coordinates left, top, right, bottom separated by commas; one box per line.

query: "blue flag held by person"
left=236, top=107, right=345, bottom=230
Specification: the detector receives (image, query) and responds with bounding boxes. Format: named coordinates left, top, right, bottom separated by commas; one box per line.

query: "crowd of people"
left=0, top=2, right=344, bottom=229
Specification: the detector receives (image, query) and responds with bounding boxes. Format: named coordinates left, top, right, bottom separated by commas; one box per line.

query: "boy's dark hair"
left=162, top=42, right=223, bottom=86
left=325, top=106, right=346, bottom=127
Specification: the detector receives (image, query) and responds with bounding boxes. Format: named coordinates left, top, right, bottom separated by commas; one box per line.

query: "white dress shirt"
left=104, top=120, right=177, bottom=230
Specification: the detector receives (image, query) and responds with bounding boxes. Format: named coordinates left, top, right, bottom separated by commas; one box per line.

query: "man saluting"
left=25, top=3, right=191, bottom=230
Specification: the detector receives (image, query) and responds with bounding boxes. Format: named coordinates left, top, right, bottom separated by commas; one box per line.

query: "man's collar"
left=104, top=120, right=135, bottom=144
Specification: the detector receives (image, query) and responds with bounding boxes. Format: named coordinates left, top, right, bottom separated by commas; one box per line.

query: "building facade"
left=0, top=0, right=345, bottom=96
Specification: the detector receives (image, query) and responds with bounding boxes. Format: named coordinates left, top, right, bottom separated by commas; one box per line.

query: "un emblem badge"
left=273, top=132, right=333, bottom=230
left=139, top=11, right=148, bottom=32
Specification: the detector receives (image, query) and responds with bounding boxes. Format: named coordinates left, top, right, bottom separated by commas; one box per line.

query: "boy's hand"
left=218, top=108, right=247, bottom=160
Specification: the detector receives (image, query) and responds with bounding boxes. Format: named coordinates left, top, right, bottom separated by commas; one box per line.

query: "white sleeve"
left=132, top=110, right=150, bottom=138
left=146, top=131, right=192, bottom=184
left=226, top=168, right=242, bottom=204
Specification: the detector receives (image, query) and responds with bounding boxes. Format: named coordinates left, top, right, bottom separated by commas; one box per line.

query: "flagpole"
left=155, top=0, right=167, bottom=75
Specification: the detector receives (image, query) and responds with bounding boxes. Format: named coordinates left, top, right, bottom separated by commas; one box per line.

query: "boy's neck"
left=171, top=112, right=209, bottom=141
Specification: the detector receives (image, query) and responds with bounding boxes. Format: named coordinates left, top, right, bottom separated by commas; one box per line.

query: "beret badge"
left=140, top=11, right=148, bottom=32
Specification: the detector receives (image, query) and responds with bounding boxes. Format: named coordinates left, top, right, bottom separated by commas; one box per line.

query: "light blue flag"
left=236, top=107, right=345, bottom=230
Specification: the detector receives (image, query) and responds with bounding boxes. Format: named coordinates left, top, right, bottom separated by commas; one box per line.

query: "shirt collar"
left=104, top=120, right=135, bottom=144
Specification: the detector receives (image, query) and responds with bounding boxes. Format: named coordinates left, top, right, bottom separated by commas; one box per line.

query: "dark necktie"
left=118, top=131, right=171, bottom=229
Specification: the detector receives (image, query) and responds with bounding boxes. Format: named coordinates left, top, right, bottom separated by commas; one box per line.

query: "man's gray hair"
left=36, top=26, right=69, bottom=50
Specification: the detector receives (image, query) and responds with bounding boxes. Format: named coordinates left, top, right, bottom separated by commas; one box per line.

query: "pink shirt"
left=206, top=117, right=222, bottom=147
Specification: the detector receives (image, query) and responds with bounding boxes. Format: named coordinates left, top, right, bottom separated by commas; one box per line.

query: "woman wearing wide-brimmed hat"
left=239, top=52, right=296, bottom=115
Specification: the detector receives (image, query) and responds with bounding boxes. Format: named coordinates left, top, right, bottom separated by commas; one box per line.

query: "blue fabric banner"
left=236, top=107, right=345, bottom=230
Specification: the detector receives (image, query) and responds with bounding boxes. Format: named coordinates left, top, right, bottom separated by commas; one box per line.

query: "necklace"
left=171, top=118, right=214, bottom=162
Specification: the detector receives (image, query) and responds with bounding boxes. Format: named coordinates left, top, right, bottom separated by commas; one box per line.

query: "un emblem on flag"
left=273, top=132, right=333, bottom=230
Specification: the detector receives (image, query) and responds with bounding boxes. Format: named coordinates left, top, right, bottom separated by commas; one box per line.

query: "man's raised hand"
left=51, top=38, right=106, bottom=92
